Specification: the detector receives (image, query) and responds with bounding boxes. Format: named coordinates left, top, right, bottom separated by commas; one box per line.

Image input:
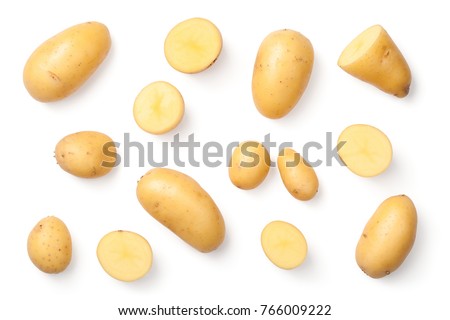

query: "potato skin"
left=136, top=168, right=225, bottom=253
left=252, top=29, right=314, bottom=119
left=55, top=131, right=117, bottom=178
left=228, top=141, right=270, bottom=190
left=356, top=195, right=417, bottom=278
left=277, top=148, right=318, bottom=201
left=23, top=21, right=111, bottom=102
left=27, top=216, right=72, bottom=274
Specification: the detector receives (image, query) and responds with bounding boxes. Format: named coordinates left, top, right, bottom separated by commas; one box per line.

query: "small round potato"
left=27, top=216, right=72, bottom=274
left=164, top=18, right=222, bottom=73
left=338, top=124, right=392, bottom=177
left=277, top=148, right=318, bottom=201
left=55, top=131, right=117, bottom=178
left=97, top=230, right=153, bottom=282
left=23, top=21, right=111, bottom=102
left=261, top=221, right=308, bottom=270
left=133, top=81, right=185, bottom=135
left=229, top=141, right=270, bottom=190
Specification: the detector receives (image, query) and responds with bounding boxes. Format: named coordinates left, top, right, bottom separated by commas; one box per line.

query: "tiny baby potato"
left=228, top=141, right=270, bottom=190
left=356, top=195, right=417, bottom=278
left=55, top=131, right=117, bottom=178
left=338, top=25, right=411, bottom=97
left=261, top=221, right=308, bottom=270
left=164, top=18, right=222, bottom=74
left=133, top=81, right=185, bottom=135
left=27, top=216, right=72, bottom=274
left=97, top=230, right=153, bottom=282
left=23, top=21, right=111, bottom=102
left=337, top=124, right=392, bottom=177
left=252, top=29, right=314, bottom=119
left=277, top=148, right=318, bottom=201
left=136, top=168, right=225, bottom=253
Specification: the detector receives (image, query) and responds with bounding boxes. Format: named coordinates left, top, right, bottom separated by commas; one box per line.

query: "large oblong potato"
left=136, top=168, right=225, bottom=253
left=277, top=148, right=318, bottom=201
left=228, top=141, right=270, bottom=190
left=23, top=21, right=111, bottom=102
left=55, top=131, right=117, bottom=178
left=338, top=25, right=411, bottom=97
left=252, top=29, right=314, bottom=119
left=27, top=216, right=72, bottom=274
left=356, top=195, right=417, bottom=278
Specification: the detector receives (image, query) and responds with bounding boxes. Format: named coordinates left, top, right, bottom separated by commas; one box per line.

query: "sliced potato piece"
left=164, top=18, right=222, bottom=73
left=338, top=124, right=392, bottom=177
left=338, top=25, right=411, bottom=97
left=133, top=81, right=184, bottom=135
left=97, top=230, right=153, bottom=282
left=261, top=221, right=307, bottom=270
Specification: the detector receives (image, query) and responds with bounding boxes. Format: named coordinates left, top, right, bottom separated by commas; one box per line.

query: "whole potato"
left=23, top=21, right=111, bottom=102
left=356, top=195, right=417, bottom=278
left=229, top=141, right=270, bottom=190
left=338, top=25, right=411, bottom=97
left=136, top=168, right=225, bottom=253
left=27, top=216, right=72, bottom=274
left=252, top=29, right=314, bottom=119
left=277, top=148, right=318, bottom=201
left=55, top=131, right=117, bottom=178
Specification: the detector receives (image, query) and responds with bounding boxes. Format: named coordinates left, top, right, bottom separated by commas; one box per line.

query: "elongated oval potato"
left=338, top=124, right=392, bottom=177
left=23, top=21, right=111, bottom=102
left=356, top=195, right=417, bottom=278
left=261, top=221, right=308, bottom=270
left=164, top=18, right=222, bottom=74
left=252, top=29, right=314, bottom=119
left=229, top=141, right=270, bottom=190
left=133, top=81, right=185, bottom=135
left=338, top=25, right=411, bottom=98
left=277, top=148, right=318, bottom=201
left=136, top=168, right=225, bottom=253
left=27, top=216, right=72, bottom=274
left=55, top=131, right=117, bottom=178
left=97, top=230, right=153, bottom=282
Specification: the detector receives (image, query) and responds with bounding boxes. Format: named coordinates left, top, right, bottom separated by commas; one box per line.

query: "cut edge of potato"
left=261, top=220, right=308, bottom=270
left=338, top=25, right=382, bottom=67
left=338, top=124, right=392, bottom=177
left=97, top=230, right=153, bottom=282
left=164, top=17, right=222, bottom=74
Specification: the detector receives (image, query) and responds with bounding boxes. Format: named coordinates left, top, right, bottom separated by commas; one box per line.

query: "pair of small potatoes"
left=252, top=25, right=411, bottom=120
left=27, top=216, right=153, bottom=282
left=229, top=142, right=319, bottom=201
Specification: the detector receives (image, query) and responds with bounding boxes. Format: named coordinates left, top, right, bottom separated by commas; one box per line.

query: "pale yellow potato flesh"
left=338, top=25, right=411, bottom=97
left=133, top=81, right=184, bottom=135
left=97, top=230, right=153, bottom=282
left=261, top=221, right=307, bottom=270
left=229, top=141, right=270, bottom=190
left=27, top=216, right=72, bottom=274
left=164, top=18, right=222, bottom=73
left=338, top=124, right=392, bottom=177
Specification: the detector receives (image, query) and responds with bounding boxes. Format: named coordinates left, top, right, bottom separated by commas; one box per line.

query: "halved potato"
left=97, top=230, right=153, bottom=282
left=338, top=25, right=411, bottom=97
left=261, top=221, right=307, bottom=270
left=338, top=124, right=392, bottom=177
left=133, top=81, right=184, bottom=135
left=164, top=18, right=222, bottom=73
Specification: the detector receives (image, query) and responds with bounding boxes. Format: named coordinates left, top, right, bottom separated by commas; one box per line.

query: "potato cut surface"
left=338, top=124, right=392, bottom=177
left=97, top=231, right=153, bottom=282
left=164, top=18, right=222, bottom=73
left=261, top=221, right=307, bottom=270
left=133, top=81, right=184, bottom=135
left=338, top=25, right=382, bottom=66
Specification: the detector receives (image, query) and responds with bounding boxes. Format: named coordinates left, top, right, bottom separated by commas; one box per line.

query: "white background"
left=1, top=0, right=448, bottom=319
